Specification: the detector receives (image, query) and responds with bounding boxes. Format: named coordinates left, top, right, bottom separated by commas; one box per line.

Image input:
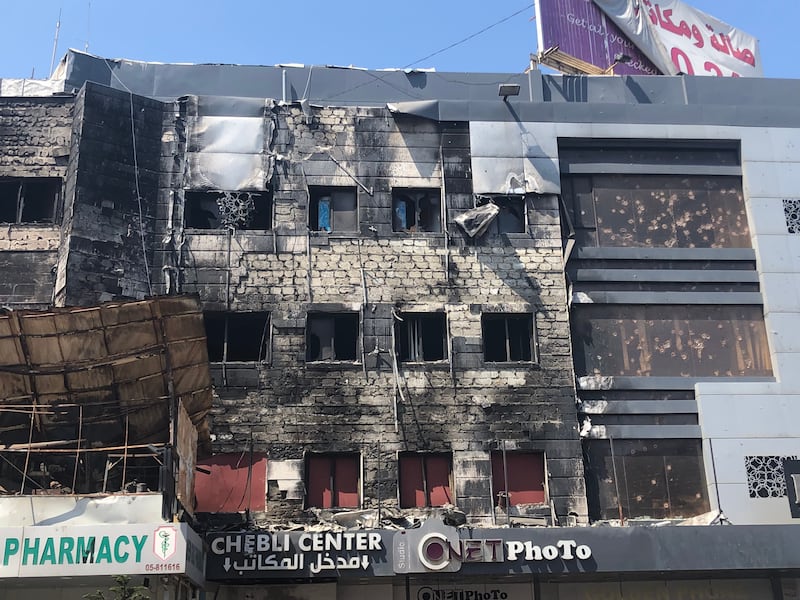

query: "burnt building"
left=2, top=50, right=800, bottom=599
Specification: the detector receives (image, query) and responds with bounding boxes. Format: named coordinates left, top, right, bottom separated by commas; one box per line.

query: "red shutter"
left=195, top=453, right=267, bottom=512
left=307, top=455, right=333, bottom=508
left=399, top=454, right=425, bottom=508
left=426, top=454, right=453, bottom=507
left=335, top=455, right=360, bottom=508
left=491, top=452, right=546, bottom=506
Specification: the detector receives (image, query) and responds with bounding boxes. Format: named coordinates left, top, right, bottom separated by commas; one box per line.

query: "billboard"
left=535, top=0, right=661, bottom=75
left=536, top=0, right=762, bottom=77
left=594, top=0, right=762, bottom=77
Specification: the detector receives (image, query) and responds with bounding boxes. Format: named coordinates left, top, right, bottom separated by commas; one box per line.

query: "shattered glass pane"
left=583, top=439, right=710, bottom=520
left=589, top=175, right=749, bottom=249
left=572, top=305, right=772, bottom=377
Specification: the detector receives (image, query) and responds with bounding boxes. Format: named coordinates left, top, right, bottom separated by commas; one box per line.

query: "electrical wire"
left=99, top=58, right=154, bottom=296
left=325, top=3, right=534, bottom=101
left=402, top=3, right=535, bottom=69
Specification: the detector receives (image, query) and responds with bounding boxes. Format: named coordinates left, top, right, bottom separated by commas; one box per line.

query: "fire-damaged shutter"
left=306, top=453, right=360, bottom=509
left=490, top=451, right=546, bottom=506
left=399, top=452, right=453, bottom=508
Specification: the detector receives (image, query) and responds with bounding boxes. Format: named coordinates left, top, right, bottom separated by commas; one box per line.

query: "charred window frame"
left=583, top=438, right=710, bottom=521
left=306, top=312, right=359, bottom=362
left=482, top=313, right=537, bottom=363
left=490, top=451, right=547, bottom=507
left=477, top=196, right=526, bottom=235
left=395, top=312, right=447, bottom=363
left=309, top=187, right=358, bottom=232
left=392, top=188, right=442, bottom=233
left=305, top=453, right=361, bottom=509
left=184, top=190, right=272, bottom=230
left=0, top=178, right=61, bottom=224
left=204, top=312, right=270, bottom=362
left=398, top=452, right=453, bottom=508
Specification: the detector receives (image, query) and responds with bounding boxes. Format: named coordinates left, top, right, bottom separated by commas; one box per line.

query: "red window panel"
left=195, top=453, right=267, bottom=512
left=399, top=453, right=453, bottom=508
left=306, top=454, right=360, bottom=509
left=491, top=452, right=546, bottom=506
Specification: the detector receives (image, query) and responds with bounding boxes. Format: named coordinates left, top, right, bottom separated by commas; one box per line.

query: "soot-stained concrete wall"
left=156, top=102, right=586, bottom=525
left=0, top=96, right=72, bottom=308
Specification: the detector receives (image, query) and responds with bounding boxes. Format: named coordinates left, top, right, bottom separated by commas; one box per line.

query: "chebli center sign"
left=393, top=519, right=592, bottom=574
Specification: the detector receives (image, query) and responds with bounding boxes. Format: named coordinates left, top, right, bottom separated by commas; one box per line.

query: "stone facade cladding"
left=154, top=102, right=587, bottom=525
left=0, top=96, right=72, bottom=308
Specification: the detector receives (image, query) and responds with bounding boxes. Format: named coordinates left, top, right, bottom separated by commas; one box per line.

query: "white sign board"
left=0, top=523, right=204, bottom=585
left=593, top=0, right=762, bottom=77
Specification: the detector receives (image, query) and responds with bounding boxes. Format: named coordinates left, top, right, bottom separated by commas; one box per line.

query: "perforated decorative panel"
left=783, top=198, right=800, bottom=234
left=745, top=455, right=798, bottom=498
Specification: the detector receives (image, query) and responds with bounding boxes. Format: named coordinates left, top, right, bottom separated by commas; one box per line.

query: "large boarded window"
left=491, top=451, right=546, bottom=506
left=571, top=304, right=772, bottom=377
left=398, top=452, right=453, bottom=508
left=583, top=439, right=710, bottom=521
left=305, top=453, right=360, bottom=509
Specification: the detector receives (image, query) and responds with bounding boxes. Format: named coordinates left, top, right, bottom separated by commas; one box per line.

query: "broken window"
left=305, top=453, right=360, bottom=509
left=559, top=142, right=749, bottom=249
left=204, top=312, right=270, bottom=362
left=491, top=451, right=546, bottom=507
left=571, top=304, right=772, bottom=377
left=309, top=187, right=358, bottom=232
left=395, top=313, right=447, bottom=362
left=482, top=313, right=535, bottom=362
left=477, top=196, right=526, bottom=234
left=0, top=178, right=60, bottom=223
left=184, top=190, right=272, bottom=229
left=392, top=189, right=442, bottom=232
left=306, top=312, right=359, bottom=362
left=583, top=438, right=710, bottom=521
left=398, top=452, right=453, bottom=508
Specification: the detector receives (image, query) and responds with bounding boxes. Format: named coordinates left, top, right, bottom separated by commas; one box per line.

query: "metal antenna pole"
left=49, top=9, right=62, bottom=77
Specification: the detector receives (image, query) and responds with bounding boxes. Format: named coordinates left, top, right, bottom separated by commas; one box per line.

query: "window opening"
left=392, top=189, right=441, bottom=232
left=562, top=174, right=749, bottom=249
left=0, top=178, right=60, bottom=224
left=398, top=452, right=453, bottom=508
left=309, top=187, right=358, bottom=232
left=571, top=304, right=772, bottom=377
left=307, top=312, right=359, bottom=361
left=395, top=313, right=447, bottom=362
left=475, top=196, right=525, bottom=234
left=490, top=451, right=546, bottom=507
left=482, top=313, right=535, bottom=362
left=583, top=438, right=710, bottom=521
left=204, top=312, right=269, bottom=362
left=185, top=191, right=272, bottom=229
left=305, top=453, right=360, bottom=509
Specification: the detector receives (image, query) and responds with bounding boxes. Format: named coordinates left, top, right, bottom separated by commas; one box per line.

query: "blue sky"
left=1, top=1, right=798, bottom=79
